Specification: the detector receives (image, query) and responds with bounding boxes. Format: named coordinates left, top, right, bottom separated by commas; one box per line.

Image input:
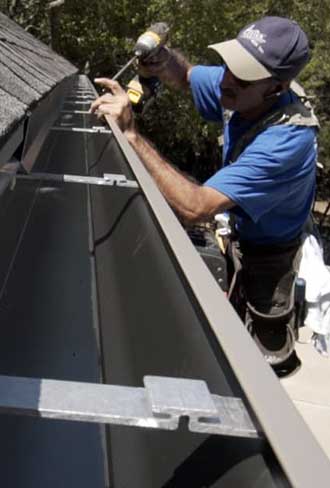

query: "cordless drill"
left=133, top=22, right=169, bottom=60
left=128, top=22, right=169, bottom=112
left=112, top=23, right=169, bottom=112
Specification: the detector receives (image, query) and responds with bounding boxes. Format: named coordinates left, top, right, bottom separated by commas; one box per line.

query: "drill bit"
left=112, top=55, right=138, bottom=81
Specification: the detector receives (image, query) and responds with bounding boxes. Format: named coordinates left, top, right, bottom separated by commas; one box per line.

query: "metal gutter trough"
left=0, top=74, right=329, bottom=487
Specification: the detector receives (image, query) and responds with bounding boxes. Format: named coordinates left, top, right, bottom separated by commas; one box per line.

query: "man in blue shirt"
left=189, top=65, right=317, bottom=245
left=91, top=17, right=318, bottom=376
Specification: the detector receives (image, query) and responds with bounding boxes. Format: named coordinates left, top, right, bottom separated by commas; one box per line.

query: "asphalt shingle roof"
left=0, top=12, right=77, bottom=139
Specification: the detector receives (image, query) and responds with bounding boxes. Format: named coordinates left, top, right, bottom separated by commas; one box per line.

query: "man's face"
left=220, top=65, right=277, bottom=114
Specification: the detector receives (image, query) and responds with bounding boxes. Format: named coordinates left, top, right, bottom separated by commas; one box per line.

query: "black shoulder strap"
left=228, top=83, right=319, bottom=164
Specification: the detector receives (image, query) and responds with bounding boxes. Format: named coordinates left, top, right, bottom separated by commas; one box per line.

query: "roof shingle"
left=0, top=12, right=77, bottom=140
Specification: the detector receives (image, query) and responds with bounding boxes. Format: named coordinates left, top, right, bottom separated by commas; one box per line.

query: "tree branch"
left=48, top=0, right=65, bottom=9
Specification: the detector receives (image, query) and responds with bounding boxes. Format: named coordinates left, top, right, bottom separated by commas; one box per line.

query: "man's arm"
left=124, top=129, right=234, bottom=222
left=91, top=79, right=234, bottom=223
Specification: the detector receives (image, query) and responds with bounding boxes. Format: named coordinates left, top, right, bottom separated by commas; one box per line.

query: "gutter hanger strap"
left=0, top=374, right=259, bottom=439
left=51, top=126, right=112, bottom=134
left=0, top=170, right=139, bottom=189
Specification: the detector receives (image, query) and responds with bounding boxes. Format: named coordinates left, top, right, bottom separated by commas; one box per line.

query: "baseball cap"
left=208, top=16, right=310, bottom=81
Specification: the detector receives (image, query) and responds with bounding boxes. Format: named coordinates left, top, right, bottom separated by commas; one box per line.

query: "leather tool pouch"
left=240, top=239, right=302, bottom=365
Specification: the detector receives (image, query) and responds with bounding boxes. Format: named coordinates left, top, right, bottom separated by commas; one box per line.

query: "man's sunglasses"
left=223, top=65, right=276, bottom=89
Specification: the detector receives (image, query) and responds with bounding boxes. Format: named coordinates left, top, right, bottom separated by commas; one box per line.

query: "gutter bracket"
left=51, top=126, right=112, bottom=134
left=0, top=169, right=139, bottom=189
left=0, top=374, right=260, bottom=439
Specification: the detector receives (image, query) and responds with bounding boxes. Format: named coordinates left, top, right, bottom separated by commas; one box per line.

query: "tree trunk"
left=48, top=0, right=65, bottom=52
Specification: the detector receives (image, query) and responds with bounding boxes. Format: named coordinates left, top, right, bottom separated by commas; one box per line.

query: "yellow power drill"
left=113, top=22, right=169, bottom=112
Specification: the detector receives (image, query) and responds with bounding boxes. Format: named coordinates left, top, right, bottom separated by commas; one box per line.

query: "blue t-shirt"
left=190, top=65, right=317, bottom=244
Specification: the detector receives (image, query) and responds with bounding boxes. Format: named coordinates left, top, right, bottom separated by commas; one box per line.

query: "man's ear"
left=264, top=80, right=289, bottom=101
left=278, top=80, right=291, bottom=93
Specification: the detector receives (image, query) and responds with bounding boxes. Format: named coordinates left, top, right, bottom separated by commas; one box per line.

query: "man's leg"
left=240, top=239, right=302, bottom=377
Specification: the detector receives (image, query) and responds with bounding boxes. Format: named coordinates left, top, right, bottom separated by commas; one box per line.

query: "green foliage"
left=0, top=0, right=50, bottom=40
left=2, top=0, right=330, bottom=186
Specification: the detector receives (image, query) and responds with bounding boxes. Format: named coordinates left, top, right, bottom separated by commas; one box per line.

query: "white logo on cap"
left=241, top=24, right=266, bottom=53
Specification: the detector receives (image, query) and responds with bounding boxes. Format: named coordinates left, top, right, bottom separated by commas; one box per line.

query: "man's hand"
left=139, top=47, right=192, bottom=90
left=91, top=78, right=135, bottom=133
left=138, top=46, right=171, bottom=79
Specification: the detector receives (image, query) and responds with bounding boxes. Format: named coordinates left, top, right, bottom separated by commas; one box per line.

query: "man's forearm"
left=124, top=129, right=233, bottom=222
left=125, top=129, right=203, bottom=221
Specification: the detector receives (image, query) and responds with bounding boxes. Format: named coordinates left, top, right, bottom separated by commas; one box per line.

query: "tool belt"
left=227, top=237, right=303, bottom=370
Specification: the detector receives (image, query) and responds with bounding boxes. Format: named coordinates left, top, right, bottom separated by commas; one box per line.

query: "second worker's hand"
left=91, top=78, right=135, bottom=133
